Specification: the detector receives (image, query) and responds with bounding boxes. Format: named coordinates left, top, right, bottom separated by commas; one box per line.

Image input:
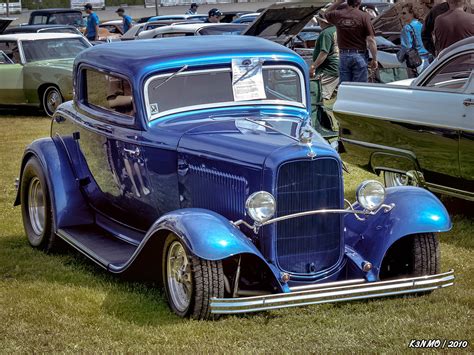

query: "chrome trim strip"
left=210, top=270, right=454, bottom=314
left=425, top=183, right=474, bottom=201
left=143, top=65, right=307, bottom=121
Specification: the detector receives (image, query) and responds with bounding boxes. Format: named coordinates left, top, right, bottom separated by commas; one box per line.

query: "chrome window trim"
left=143, top=65, right=307, bottom=121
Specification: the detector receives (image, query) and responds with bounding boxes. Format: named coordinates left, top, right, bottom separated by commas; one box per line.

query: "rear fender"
left=344, top=186, right=451, bottom=278
left=14, top=137, right=93, bottom=229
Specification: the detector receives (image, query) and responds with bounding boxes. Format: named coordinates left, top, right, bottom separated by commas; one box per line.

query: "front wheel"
left=42, top=86, right=63, bottom=117
left=379, top=233, right=440, bottom=280
left=383, top=171, right=414, bottom=187
left=162, top=234, right=224, bottom=319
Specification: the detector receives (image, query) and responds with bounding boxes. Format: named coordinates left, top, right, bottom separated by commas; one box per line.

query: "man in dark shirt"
left=205, top=8, right=221, bottom=23
left=325, top=0, right=378, bottom=83
left=422, top=1, right=450, bottom=56
left=434, top=0, right=474, bottom=54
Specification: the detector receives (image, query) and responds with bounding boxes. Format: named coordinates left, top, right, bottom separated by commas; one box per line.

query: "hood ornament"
left=299, top=125, right=316, bottom=158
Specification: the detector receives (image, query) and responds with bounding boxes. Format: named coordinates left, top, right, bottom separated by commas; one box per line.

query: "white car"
left=137, top=22, right=247, bottom=39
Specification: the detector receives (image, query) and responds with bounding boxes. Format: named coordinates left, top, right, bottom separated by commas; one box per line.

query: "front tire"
left=162, top=233, right=224, bottom=319
left=20, top=157, right=58, bottom=251
left=42, top=86, right=63, bottom=117
left=379, top=233, right=440, bottom=280
left=383, top=171, right=413, bottom=187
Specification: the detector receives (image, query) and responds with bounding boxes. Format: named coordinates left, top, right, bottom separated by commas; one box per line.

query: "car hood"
left=25, top=58, right=74, bottom=71
left=0, top=17, right=15, bottom=34
left=242, top=1, right=326, bottom=43
left=177, top=117, right=334, bottom=167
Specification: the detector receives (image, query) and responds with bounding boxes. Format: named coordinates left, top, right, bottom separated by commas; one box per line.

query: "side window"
left=424, top=52, right=474, bottom=92
left=32, top=15, right=48, bottom=24
left=85, top=69, right=135, bottom=118
left=161, top=33, right=189, bottom=38
left=0, top=41, right=20, bottom=64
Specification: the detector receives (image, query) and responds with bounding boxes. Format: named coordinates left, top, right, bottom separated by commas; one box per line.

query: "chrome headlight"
left=356, top=180, right=386, bottom=211
left=245, top=191, right=276, bottom=223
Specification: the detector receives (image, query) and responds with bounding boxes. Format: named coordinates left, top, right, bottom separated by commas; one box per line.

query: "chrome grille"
left=276, top=159, right=342, bottom=274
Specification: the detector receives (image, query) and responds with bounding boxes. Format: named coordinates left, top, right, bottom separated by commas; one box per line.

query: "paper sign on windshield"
left=231, top=58, right=266, bottom=102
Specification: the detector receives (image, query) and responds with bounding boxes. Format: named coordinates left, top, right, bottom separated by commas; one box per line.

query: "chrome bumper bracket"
left=210, top=270, right=454, bottom=314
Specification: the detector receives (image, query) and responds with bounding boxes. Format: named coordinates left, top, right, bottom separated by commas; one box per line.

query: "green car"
left=0, top=33, right=91, bottom=116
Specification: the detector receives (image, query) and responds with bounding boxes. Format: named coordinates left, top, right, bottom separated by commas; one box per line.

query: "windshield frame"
left=19, top=37, right=90, bottom=63
left=144, top=65, right=306, bottom=121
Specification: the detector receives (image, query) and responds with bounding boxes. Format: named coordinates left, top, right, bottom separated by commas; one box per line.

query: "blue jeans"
left=339, top=52, right=368, bottom=83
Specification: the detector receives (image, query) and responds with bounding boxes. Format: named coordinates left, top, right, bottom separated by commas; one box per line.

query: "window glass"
left=51, top=12, right=83, bottom=26
left=161, top=32, right=192, bottom=38
left=32, top=15, right=48, bottom=24
left=424, top=52, right=474, bottom=91
left=0, top=41, right=21, bottom=63
left=198, top=24, right=247, bottom=36
left=146, top=67, right=303, bottom=119
left=85, top=69, right=135, bottom=118
left=22, top=38, right=89, bottom=62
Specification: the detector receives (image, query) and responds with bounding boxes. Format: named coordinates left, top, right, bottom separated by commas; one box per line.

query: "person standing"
left=84, top=3, right=99, bottom=41
left=434, top=0, right=474, bottom=54
left=325, top=0, right=378, bottom=83
left=310, top=11, right=339, bottom=130
left=186, top=3, right=199, bottom=15
left=421, top=1, right=450, bottom=56
left=116, top=8, right=133, bottom=34
left=399, top=3, right=431, bottom=75
left=205, top=8, right=221, bottom=23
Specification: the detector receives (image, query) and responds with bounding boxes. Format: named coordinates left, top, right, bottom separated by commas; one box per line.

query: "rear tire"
left=162, top=233, right=224, bottom=319
left=42, top=86, right=63, bottom=117
left=20, top=157, right=58, bottom=252
left=379, top=233, right=440, bottom=280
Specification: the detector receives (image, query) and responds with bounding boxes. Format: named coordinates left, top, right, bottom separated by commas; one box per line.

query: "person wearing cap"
left=205, top=8, right=221, bottom=23
left=116, top=8, right=133, bottom=34
left=186, top=3, right=199, bottom=15
left=310, top=12, right=340, bottom=130
left=83, top=3, right=99, bottom=41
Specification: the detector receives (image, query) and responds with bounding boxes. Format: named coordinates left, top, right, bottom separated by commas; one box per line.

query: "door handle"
left=124, top=147, right=140, bottom=157
left=463, top=98, right=474, bottom=107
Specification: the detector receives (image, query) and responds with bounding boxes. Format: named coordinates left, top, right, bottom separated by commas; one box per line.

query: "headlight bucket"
left=245, top=191, right=276, bottom=223
left=356, top=180, right=386, bottom=211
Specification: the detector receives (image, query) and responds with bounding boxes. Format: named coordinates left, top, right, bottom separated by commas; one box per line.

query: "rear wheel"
left=162, top=234, right=224, bottom=319
left=42, top=86, right=63, bottom=117
left=379, top=233, right=440, bottom=280
left=20, top=157, right=58, bottom=251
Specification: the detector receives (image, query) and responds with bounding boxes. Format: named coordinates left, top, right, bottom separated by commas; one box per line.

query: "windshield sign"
left=146, top=66, right=304, bottom=120
left=22, top=38, right=89, bottom=63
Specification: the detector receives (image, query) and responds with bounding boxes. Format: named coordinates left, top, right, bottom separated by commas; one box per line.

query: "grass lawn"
left=0, top=116, right=472, bottom=352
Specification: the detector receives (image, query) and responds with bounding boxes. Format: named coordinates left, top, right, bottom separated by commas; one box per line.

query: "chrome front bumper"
left=210, top=270, right=454, bottom=314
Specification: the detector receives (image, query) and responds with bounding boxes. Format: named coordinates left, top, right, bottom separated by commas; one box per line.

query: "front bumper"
left=210, top=270, right=454, bottom=314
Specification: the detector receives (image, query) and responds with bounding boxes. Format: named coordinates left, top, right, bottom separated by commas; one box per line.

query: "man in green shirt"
left=310, top=12, right=339, bottom=133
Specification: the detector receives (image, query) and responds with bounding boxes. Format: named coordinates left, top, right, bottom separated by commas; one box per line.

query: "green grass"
left=0, top=116, right=472, bottom=352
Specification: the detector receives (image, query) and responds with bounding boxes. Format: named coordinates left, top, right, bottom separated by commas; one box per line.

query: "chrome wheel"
left=166, top=241, right=193, bottom=313
left=384, top=171, right=413, bottom=187
left=43, top=87, right=63, bottom=117
left=28, top=177, right=46, bottom=236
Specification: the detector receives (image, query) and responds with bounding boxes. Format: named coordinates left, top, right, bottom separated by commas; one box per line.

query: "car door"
left=419, top=50, right=474, bottom=195
left=459, top=70, right=474, bottom=198
left=0, top=40, right=25, bottom=104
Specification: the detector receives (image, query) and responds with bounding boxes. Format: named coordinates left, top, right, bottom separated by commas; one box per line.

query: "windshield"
left=49, top=12, right=83, bottom=27
left=198, top=24, right=247, bottom=36
left=146, top=66, right=304, bottom=120
left=22, top=38, right=89, bottom=62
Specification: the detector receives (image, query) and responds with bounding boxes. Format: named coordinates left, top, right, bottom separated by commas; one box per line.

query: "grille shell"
left=275, top=158, right=343, bottom=275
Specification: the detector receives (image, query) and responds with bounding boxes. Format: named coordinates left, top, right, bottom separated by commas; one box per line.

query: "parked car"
left=14, top=36, right=454, bottom=319
left=335, top=37, right=474, bottom=200
left=231, top=12, right=260, bottom=24
left=28, top=8, right=84, bottom=28
left=146, top=14, right=208, bottom=22
left=220, top=11, right=253, bottom=23
left=0, top=33, right=91, bottom=116
left=3, top=24, right=82, bottom=35
left=137, top=23, right=247, bottom=39
left=99, top=20, right=124, bottom=35
left=122, top=19, right=205, bottom=40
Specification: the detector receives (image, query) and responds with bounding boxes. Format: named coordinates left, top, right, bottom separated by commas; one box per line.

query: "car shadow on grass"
left=0, top=107, right=46, bottom=117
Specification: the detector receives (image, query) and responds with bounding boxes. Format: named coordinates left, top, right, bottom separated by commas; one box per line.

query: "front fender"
left=14, top=137, right=93, bottom=229
left=344, top=186, right=451, bottom=278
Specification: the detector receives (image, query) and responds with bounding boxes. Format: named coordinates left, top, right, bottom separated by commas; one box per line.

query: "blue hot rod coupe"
left=15, top=36, right=454, bottom=319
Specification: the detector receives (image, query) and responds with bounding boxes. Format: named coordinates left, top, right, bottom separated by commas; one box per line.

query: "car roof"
left=0, top=32, right=84, bottom=41
left=146, top=22, right=238, bottom=34
left=3, top=24, right=77, bottom=33
left=101, top=20, right=123, bottom=25
left=30, top=8, right=82, bottom=14
left=76, top=35, right=305, bottom=80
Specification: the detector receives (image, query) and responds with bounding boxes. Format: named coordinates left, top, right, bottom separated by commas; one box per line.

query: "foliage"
left=0, top=116, right=472, bottom=352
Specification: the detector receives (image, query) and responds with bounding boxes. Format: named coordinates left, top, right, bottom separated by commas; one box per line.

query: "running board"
left=210, top=270, right=455, bottom=314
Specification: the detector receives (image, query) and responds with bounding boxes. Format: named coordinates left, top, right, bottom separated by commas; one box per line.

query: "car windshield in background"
left=22, top=38, right=90, bottom=62
left=198, top=24, right=247, bottom=36
left=146, top=67, right=304, bottom=119
left=50, top=13, right=83, bottom=27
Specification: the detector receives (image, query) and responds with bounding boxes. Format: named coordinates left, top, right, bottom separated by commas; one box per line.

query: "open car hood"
left=0, top=18, right=15, bottom=34
left=242, top=1, right=327, bottom=43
